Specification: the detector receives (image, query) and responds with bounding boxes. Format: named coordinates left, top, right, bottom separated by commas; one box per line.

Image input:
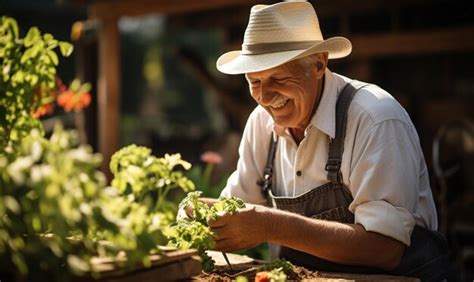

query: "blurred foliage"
left=0, top=125, right=196, bottom=280
left=0, top=17, right=196, bottom=281
left=0, top=16, right=73, bottom=150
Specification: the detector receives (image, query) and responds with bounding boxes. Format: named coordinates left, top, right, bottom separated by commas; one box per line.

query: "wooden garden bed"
left=194, top=251, right=420, bottom=282
left=79, top=247, right=202, bottom=281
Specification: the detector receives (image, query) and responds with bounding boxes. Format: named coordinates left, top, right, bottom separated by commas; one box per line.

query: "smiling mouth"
left=271, top=97, right=290, bottom=109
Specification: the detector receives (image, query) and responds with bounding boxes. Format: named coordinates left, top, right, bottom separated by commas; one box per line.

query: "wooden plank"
left=90, top=249, right=199, bottom=274
left=89, top=0, right=263, bottom=18
left=97, top=17, right=120, bottom=181
left=349, top=26, right=474, bottom=59
left=314, top=0, right=428, bottom=18
left=76, top=249, right=202, bottom=281
left=106, top=256, right=202, bottom=281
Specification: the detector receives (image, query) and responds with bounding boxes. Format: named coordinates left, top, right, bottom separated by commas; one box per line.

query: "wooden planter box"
left=79, top=248, right=202, bottom=281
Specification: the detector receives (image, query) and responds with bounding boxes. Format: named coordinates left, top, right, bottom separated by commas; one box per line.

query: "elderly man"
left=204, top=1, right=447, bottom=280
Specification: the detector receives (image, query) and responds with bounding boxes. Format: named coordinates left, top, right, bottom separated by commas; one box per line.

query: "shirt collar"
left=265, top=68, right=347, bottom=139
left=311, top=68, right=339, bottom=139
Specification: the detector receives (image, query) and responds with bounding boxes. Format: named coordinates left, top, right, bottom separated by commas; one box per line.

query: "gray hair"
left=289, top=54, right=318, bottom=77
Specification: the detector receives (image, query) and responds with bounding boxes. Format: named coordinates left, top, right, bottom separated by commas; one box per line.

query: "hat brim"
left=216, top=36, right=352, bottom=75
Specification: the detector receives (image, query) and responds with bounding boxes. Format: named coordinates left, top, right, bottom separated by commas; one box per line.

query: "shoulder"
left=348, top=82, right=412, bottom=127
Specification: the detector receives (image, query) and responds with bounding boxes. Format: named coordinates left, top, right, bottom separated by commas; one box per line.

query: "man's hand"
left=209, top=205, right=405, bottom=270
left=208, top=204, right=268, bottom=252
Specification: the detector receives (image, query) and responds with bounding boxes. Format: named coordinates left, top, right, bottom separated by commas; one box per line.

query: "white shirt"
left=221, top=69, right=438, bottom=246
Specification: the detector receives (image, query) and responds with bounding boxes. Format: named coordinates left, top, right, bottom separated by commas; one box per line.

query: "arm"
left=209, top=204, right=405, bottom=270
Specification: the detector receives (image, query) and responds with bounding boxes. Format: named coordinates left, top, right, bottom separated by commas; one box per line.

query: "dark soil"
left=195, top=265, right=320, bottom=281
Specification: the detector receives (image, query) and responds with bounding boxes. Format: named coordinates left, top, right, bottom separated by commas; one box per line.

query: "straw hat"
left=216, top=1, right=352, bottom=75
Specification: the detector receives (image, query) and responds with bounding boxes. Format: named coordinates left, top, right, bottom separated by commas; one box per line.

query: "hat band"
left=241, top=40, right=320, bottom=55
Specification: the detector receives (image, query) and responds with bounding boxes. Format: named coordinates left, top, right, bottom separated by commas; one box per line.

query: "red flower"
left=57, top=89, right=91, bottom=112
left=200, top=151, right=223, bottom=164
left=32, top=103, right=54, bottom=118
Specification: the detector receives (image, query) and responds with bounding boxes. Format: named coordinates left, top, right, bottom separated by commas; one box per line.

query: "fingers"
left=207, top=211, right=231, bottom=227
left=213, top=239, right=238, bottom=253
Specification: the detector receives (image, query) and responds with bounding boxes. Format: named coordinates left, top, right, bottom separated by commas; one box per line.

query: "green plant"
left=0, top=126, right=197, bottom=280
left=164, top=191, right=245, bottom=272
left=255, top=268, right=287, bottom=282
left=258, top=259, right=296, bottom=280
left=0, top=17, right=73, bottom=149
left=0, top=125, right=108, bottom=280
left=0, top=17, right=197, bottom=280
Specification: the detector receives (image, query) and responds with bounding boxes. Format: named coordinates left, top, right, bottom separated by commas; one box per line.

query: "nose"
left=258, top=83, right=276, bottom=106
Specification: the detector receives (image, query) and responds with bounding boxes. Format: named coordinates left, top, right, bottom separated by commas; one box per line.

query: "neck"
left=289, top=128, right=305, bottom=145
left=290, top=74, right=325, bottom=146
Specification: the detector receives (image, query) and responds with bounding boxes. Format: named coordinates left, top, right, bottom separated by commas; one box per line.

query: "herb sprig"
left=165, top=191, right=245, bottom=272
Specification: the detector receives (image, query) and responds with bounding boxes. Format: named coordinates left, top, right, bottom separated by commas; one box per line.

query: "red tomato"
left=255, top=271, right=270, bottom=282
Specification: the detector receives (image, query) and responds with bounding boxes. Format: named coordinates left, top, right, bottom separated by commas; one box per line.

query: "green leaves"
left=167, top=192, right=246, bottom=272
left=0, top=125, right=199, bottom=279
left=59, top=42, right=73, bottom=57
left=24, top=27, right=40, bottom=47
left=0, top=16, right=74, bottom=150
left=0, top=125, right=108, bottom=279
left=258, top=258, right=296, bottom=279
left=110, top=145, right=195, bottom=211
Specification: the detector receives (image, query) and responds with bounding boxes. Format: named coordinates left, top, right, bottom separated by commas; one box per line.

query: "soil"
left=195, top=264, right=320, bottom=281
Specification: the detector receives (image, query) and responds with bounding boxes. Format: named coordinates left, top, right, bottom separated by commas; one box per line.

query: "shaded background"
left=2, top=0, right=473, bottom=280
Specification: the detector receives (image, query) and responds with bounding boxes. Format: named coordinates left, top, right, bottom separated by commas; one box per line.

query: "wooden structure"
left=82, top=0, right=266, bottom=179
left=80, top=0, right=474, bottom=180
left=80, top=248, right=201, bottom=281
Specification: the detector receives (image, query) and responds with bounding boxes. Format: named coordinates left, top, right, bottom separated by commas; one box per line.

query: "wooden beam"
left=348, top=26, right=474, bottom=59
left=314, top=0, right=427, bottom=18
left=97, top=17, right=120, bottom=181
left=90, top=0, right=265, bottom=18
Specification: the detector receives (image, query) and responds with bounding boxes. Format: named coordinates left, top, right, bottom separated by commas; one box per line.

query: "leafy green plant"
left=255, top=268, right=287, bottom=282
left=258, top=259, right=296, bottom=280
left=0, top=125, right=108, bottom=280
left=0, top=126, right=197, bottom=280
left=0, top=17, right=197, bottom=280
left=0, top=17, right=73, bottom=149
left=164, top=191, right=245, bottom=272
left=110, top=145, right=195, bottom=225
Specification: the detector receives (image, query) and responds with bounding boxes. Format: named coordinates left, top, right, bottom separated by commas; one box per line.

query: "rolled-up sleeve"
left=348, top=118, right=421, bottom=246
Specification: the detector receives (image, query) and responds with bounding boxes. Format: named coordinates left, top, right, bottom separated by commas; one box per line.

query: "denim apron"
left=258, top=82, right=449, bottom=281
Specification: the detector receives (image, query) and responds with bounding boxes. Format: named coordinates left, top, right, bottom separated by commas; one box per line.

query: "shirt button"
left=296, top=170, right=302, bottom=176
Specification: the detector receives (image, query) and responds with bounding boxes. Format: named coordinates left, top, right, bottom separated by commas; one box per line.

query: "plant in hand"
left=165, top=191, right=245, bottom=272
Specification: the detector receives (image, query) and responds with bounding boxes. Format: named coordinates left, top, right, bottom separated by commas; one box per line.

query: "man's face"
left=245, top=57, right=323, bottom=130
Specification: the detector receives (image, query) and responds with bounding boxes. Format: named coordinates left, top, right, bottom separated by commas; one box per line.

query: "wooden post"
left=97, top=17, right=120, bottom=182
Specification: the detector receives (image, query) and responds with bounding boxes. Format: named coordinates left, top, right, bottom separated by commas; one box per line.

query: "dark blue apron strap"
left=326, top=82, right=368, bottom=184
left=257, top=135, right=278, bottom=199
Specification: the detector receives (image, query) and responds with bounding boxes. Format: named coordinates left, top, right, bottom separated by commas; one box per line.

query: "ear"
left=313, top=52, right=328, bottom=79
